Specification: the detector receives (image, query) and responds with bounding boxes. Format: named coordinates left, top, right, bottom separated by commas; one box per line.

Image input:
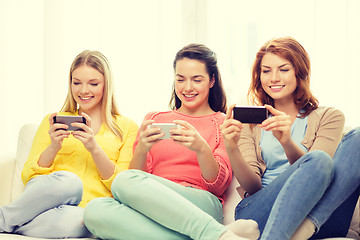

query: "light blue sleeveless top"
left=260, top=115, right=309, bottom=188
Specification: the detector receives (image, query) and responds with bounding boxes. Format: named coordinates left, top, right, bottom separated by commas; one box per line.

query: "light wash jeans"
left=235, top=127, right=360, bottom=240
left=309, top=127, right=360, bottom=239
left=0, top=171, right=93, bottom=238
left=84, top=169, right=227, bottom=240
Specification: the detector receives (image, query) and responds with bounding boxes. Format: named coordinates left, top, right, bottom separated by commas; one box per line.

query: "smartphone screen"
left=53, top=115, right=86, bottom=131
left=233, top=106, right=269, bottom=124
left=148, top=123, right=180, bottom=139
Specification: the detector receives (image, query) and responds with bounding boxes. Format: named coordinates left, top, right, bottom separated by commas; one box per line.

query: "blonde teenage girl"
left=0, top=50, right=138, bottom=238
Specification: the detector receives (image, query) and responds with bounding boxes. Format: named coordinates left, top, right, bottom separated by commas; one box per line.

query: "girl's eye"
left=262, top=70, right=270, bottom=74
left=73, top=82, right=80, bottom=85
left=280, top=69, right=289, bottom=72
left=194, top=79, right=202, bottom=83
left=90, top=83, right=99, bottom=86
left=176, top=79, right=184, bottom=82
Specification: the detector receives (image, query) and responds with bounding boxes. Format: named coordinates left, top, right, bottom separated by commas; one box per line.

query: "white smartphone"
left=233, top=106, right=269, bottom=124
left=53, top=115, right=86, bottom=131
left=147, top=123, right=181, bottom=139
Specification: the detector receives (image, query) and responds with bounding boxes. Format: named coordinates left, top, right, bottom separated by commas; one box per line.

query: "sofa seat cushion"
left=0, top=233, right=93, bottom=240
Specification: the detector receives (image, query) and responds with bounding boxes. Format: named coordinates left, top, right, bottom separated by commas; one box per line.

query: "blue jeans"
left=0, top=171, right=93, bottom=238
left=84, top=169, right=226, bottom=240
left=235, top=127, right=360, bottom=240
left=235, top=150, right=333, bottom=240
left=310, top=127, right=360, bottom=238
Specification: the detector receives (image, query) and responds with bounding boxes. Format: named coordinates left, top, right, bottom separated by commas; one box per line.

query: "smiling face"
left=174, top=58, right=215, bottom=115
left=260, top=53, right=297, bottom=106
left=71, top=65, right=105, bottom=114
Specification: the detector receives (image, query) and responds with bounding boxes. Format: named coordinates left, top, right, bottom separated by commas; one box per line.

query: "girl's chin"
left=78, top=102, right=102, bottom=112
left=180, top=103, right=201, bottom=111
left=77, top=104, right=94, bottom=111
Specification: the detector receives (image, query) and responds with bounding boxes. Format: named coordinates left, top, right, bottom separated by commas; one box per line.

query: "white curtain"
left=1, top=0, right=359, bottom=155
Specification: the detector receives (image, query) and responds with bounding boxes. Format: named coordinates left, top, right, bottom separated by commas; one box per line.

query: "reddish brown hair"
left=248, top=37, right=318, bottom=117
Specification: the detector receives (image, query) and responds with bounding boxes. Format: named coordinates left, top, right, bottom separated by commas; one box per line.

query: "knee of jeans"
left=53, top=206, right=91, bottom=238
left=83, top=198, right=105, bottom=229
left=343, top=126, right=360, bottom=143
left=307, top=150, right=334, bottom=183
left=51, top=171, right=83, bottom=204
left=20, top=206, right=91, bottom=238
left=112, top=169, right=144, bottom=190
left=84, top=197, right=117, bottom=234
left=111, top=169, right=146, bottom=199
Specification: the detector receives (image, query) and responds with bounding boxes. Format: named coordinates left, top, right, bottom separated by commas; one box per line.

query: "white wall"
left=1, top=0, right=185, bottom=154
left=204, top=0, right=360, bottom=128
left=42, top=0, right=184, bottom=123
left=1, top=0, right=359, bottom=155
left=0, top=0, right=44, bottom=155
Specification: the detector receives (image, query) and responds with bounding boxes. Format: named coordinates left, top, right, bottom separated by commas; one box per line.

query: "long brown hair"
left=61, top=50, right=123, bottom=140
left=169, top=43, right=227, bottom=114
left=248, top=37, right=318, bottom=117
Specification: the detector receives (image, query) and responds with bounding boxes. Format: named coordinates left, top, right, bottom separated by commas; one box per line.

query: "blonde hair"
left=61, top=50, right=123, bottom=140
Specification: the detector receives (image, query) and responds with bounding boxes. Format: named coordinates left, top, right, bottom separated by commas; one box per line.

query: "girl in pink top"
left=84, top=44, right=259, bottom=240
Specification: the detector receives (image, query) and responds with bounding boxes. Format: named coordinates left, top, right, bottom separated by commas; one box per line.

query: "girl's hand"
left=170, top=120, right=207, bottom=153
left=220, top=104, right=244, bottom=151
left=48, top=113, right=70, bottom=152
left=136, top=119, right=164, bottom=153
left=260, top=105, right=292, bottom=145
left=71, top=113, right=99, bottom=152
left=130, top=119, right=164, bottom=171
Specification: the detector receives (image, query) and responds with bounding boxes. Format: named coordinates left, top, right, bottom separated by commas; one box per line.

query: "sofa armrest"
left=0, top=153, right=16, bottom=206
left=9, top=124, right=38, bottom=201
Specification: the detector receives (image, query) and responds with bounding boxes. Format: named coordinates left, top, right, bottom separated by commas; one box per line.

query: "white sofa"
left=0, top=124, right=359, bottom=240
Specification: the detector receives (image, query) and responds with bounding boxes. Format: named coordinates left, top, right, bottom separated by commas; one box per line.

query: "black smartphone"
left=53, top=115, right=86, bottom=131
left=233, top=106, right=269, bottom=124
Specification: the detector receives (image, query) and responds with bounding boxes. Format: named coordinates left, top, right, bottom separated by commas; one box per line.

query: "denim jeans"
left=235, top=150, right=333, bottom=240
left=0, top=171, right=93, bottom=238
left=84, top=169, right=226, bottom=240
left=310, top=127, right=360, bottom=238
left=235, top=127, right=360, bottom=240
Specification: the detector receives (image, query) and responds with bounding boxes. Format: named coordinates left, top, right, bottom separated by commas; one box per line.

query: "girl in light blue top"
left=221, top=36, right=360, bottom=240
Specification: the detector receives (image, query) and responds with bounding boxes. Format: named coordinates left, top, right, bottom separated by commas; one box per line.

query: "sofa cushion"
left=0, top=153, right=16, bottom=205
left=11, top=124, right=38, bottom=201
left=223, top=176, right=241, bottom=224
left=349, top=200, right=360, bottom=237
left=0, top=233, right=93, bottom=240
